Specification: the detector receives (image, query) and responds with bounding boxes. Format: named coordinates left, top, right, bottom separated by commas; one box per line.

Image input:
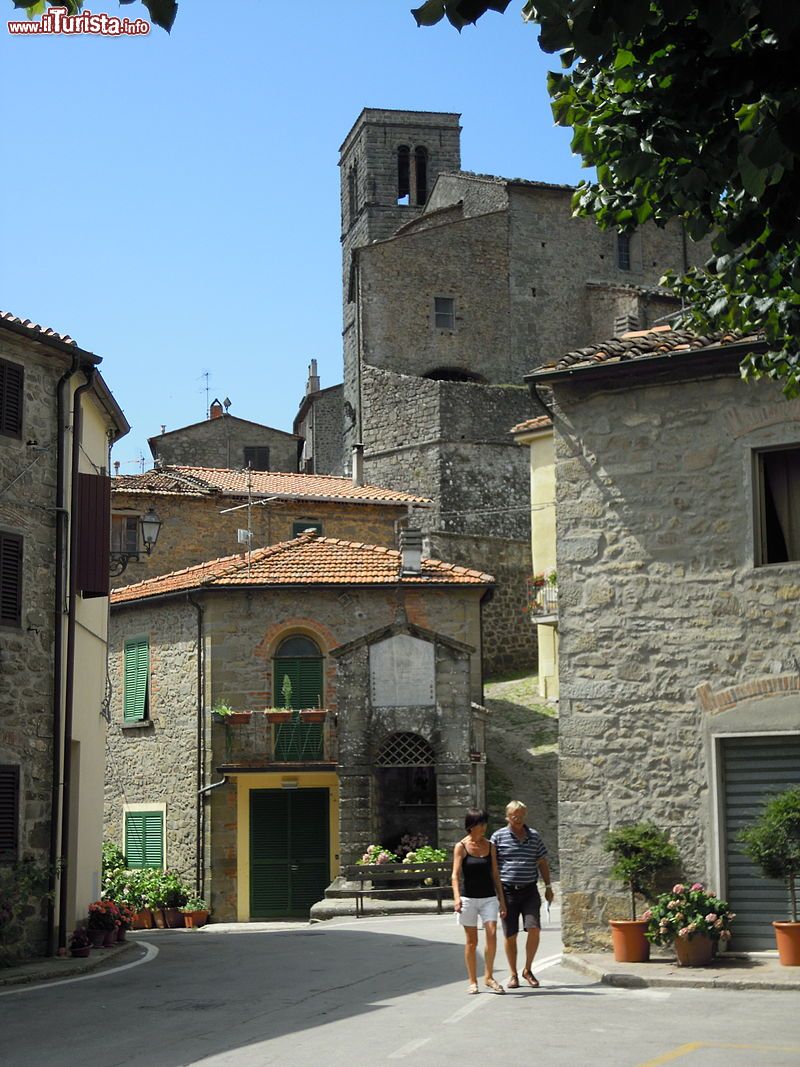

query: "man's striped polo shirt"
left=491, top=824, right=547, bottom=887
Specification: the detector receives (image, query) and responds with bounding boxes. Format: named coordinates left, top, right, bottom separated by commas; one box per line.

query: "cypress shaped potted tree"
left=738, top=787, right=800, bottom=966
left=604, top=823, right=680, bottom=963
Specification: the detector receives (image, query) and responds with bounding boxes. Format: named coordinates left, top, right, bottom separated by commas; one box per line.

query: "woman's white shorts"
left=456, top=895, right=499, bottom=927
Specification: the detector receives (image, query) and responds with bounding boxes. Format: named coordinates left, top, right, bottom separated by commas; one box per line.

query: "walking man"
left=491, top=800, right=554, bottom=989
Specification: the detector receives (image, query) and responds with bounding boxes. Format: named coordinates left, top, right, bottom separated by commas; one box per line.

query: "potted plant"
left=298, top=707, right=326, bottom=723
left=604, top=823, right=680, bottom=962
left=267, top=676, right=296, bottom=723
left=645, top=882, right=735, bottom=966
left=157, top=871, right=190, bottom=928
left=115, top=902, right=133, bottom=941
left=212, top=700, right=251, bottom=725
left=738, top=786, right=800, bottom=966
left=87, top=899, right=120, bottom=947
left=180, top=895, right=210, bottom=928
left=69, top=927, right=92, bottom=958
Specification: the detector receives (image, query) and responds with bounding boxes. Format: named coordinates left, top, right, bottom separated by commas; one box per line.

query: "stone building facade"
left=104, top=533, right=491, bottom=921
left=527, top=327, right=800, bottom=952
left=110, top=466, right=430, bottom=589
left=325, top=108, right=711, bottom=674
left=0, top=311, right=128, bottom=958
left=293, top=361, right=344, bottom=475
left=148, top=405, right=301, bottom=473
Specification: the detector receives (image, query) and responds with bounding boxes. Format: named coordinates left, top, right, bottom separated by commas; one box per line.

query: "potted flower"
left=357, top=845, right=399, bottom=866
left=180, top=895, right=210, bottom=928
left=738, top=786, right=800, bottom=966
left=69, top=927, right=92, bottom=958
left=115, top=902, right=133, bottom=941
left=645, top=883, right=735, bottom=966
left=604, top=823, right=680, bottom=962
left=157, top=871, right=190, bottom=928
left=212, top=700, right=251, bottom=725
left=298, top=707, right=326, bottom=723
left=87, top=899, right=120, bottom=948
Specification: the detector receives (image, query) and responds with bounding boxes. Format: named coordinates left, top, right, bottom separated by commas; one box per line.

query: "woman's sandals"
left=468, top=982, right=479, bottom=995
left=484, top=977, right=506, bottom=994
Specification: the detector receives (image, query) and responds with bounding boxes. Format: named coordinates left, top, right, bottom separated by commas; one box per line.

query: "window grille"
left=376, top=732, right=434, bottom=767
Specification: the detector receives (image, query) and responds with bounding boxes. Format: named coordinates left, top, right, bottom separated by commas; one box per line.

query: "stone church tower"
left=339, top=109, right=462, bottom=459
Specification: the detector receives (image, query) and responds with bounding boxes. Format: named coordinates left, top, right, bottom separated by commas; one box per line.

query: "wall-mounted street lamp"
left=110, top=507, right=163, bottom=576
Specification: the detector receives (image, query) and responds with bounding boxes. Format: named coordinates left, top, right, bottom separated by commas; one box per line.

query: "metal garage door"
left=720, top=734, right=800, bottom=950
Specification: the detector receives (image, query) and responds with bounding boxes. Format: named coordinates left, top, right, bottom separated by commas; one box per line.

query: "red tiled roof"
left=112, top=466, right=432, bottom=506
left=510, top=416, right=552, bottom=435
left=530, top=325, right=762, bottom=378
left=110, top=532, right=493, bottom=604
left=0, top=310, right=80, bottom=349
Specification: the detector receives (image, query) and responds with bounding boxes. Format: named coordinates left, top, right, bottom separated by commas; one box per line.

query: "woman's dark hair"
left=464, top=808, right=489, bottom=831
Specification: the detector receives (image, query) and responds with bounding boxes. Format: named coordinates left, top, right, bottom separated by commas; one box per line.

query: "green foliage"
left=412, top=1, right=800, bottom=397
left=412, top=1, right=512, bottom=31
left=403, top=846, right=449, bottom=862
left=180, top=894, right=209, bottom=913
left=604, top=823, right=680, bottom=920
left=281, top=675, right=293, bottom=709
left=645, top=882, right=735, bottom=945
left=738, top=787, right=800, bottom=922
left=102, top=865, right=192, bottom=911
left=19, top=0, right=177, bottom=32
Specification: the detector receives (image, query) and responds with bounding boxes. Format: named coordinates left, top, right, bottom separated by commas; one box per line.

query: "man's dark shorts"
left=501, top=882, right=541, bottom=937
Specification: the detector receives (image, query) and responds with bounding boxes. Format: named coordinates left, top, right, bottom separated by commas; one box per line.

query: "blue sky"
left=0, top=0, right=583, bottom=472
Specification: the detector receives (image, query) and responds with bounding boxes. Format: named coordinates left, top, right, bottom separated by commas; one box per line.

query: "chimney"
left=209, top=398, right=223, bottom=419
left=306, top=359, right=320, bottom=396
left=400, top=528, right=423, bottom=576
left=352, top=443, right=364, bottom=487
left=113, top=460, right=120, bottom=476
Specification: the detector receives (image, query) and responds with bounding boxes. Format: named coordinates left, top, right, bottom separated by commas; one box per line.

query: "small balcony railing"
left=529, top=575, right=558, bottom=620
left=212, top=709, right=336, bottom=766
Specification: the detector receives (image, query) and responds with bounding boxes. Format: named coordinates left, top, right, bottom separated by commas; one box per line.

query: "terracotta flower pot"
left=164, top=907, right=184, bottom=928
left=131, top=909, right=153, bottom=930
left=152, top=908, right=166, bottom=929
left=103, top=927, right=117, bottom=948
left=88, top=928, right=107, bottom=949
left=70, top=946, right=91, bottom=958
left=190, top=909, right=209, bottom=928
left=609, top=919, right=650, bottom=963
left=226, top=712, right=251, bottom=724
left=773, top=921, right=800, bottom=966
left=266, top=711, right=293, bottom=724
left=298, top=710, right=326, bottom=723
left=674, top=933, right=714, bottom=967
left=117, top=926, right=127, bottom=942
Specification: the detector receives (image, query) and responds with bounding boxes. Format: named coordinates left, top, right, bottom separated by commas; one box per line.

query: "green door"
left=250, top=789, right=330, bottom=917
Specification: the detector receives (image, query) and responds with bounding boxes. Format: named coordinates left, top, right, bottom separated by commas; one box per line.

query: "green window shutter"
left=125, top=810, right=164, bottom=869
left=274, top=657, right=323, bottom=709
left=124, top=638, right=149, bottom=722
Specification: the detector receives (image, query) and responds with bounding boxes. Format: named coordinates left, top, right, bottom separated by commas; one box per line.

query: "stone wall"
left=110, top=491, right=408, bottom=589
left=150, top=415, right=300, bottom=473
left=550, top=369, right=800, bottom=950
left=296, top=385, right=343, bottom=475
left=0, top=333, right=60, bottom=958
left=104, top=601, right=200, bottom=890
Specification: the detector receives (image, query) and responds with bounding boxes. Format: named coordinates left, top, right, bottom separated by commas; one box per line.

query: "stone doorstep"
left=0, top=940, right=137, bottom=989
left=561, top=951, right=800, bottom=992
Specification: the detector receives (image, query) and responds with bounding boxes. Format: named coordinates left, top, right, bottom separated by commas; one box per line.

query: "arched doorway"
left=375, top=732, right=437, bottom=854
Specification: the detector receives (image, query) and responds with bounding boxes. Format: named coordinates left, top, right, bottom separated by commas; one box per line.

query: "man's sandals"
left=507, top=970, right=540, bottom=989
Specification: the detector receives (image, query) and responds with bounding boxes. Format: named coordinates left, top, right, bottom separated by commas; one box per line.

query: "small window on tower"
left=617, top=232, right=632, bottom=271
left=434, top=297, right=455, bottom=330
left=414, top=146, right=428, bottom=205
left=397, top=145, right=410, bottom=205
left=348, top=162, right=358, bottom=220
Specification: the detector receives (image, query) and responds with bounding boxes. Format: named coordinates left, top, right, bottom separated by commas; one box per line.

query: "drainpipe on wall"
left=57, top=367, right=95, bottom=953
left=187, top=594, right=205, bottom=897
left=47, top=354, right=79, bottom=957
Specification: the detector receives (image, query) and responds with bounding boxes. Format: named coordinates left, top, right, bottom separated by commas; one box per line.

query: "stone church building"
left=297, top=107, right=710, bottom=673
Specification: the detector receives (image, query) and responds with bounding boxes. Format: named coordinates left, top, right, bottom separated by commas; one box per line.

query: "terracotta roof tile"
left=530, top=325, right=762, bottom=378
left=510, top=416, right=552, bottom=435
left=0, top=310, right=79, bottom=347
left=112, top=466, right=432, bottom=506
left=110, top=532, right=493, bottom=604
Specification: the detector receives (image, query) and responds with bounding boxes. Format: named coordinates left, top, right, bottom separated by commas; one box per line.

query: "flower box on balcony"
left=298, top=709, right=326, bottom=723
left=266, top=710, right=293, bottom=724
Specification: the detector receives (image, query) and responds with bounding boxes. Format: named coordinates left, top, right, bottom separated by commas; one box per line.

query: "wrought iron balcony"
left=529, top=576, right=558, bottom=621
left=212, top=709, right=337, bottom=766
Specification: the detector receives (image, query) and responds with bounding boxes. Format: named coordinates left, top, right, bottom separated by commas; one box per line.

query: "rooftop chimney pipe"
left=352, top=443, right=364, bottom=487
left=400, top=528, right=423, bottom=576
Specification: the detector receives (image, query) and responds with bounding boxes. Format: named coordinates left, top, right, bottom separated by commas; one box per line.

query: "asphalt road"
left=1, top=910, right=798, bottom=1067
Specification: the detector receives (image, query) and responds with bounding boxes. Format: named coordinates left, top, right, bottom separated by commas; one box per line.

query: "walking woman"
left=451, top=808, right=507, bottom=994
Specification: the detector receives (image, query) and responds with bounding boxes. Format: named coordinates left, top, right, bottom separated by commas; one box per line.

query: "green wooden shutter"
left=124, top=638, right=149, bottom=722
left=274, top=657, right=323, bottom=709
left=125, top=810, right=163, bottom=869
left=250, top=790, right=291, bottom=915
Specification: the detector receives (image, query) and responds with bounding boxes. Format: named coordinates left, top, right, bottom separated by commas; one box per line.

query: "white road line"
left=443, top=996, right=485, bottom=1024
left=388, top=1037, right=433, bottom=1059
left=0, top=940, right=158, bottom=997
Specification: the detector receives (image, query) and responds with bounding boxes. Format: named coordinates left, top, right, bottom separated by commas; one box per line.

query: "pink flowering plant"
left=644, top=883, right=735, bottom=945
left=357, top=845, right=399, bottom=865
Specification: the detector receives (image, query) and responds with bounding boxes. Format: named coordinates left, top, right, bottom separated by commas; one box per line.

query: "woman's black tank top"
left=462, top=847, right=495, bottom=897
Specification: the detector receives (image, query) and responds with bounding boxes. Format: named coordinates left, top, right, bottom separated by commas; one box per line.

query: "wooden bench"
left=342, top=861, right=453, bottom=917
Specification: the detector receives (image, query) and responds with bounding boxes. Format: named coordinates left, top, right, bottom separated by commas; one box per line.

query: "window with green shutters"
left=124, top=637, right=149, bottom=722
left=124, top=810, right=164, bottom=869
left=274, top=635, right=323, bottom=709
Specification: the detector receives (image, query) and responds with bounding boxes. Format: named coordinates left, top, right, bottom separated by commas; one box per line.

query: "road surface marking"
left=637, top=1042, right=800, bottom=1066
left=388, top=1037, right=433, bottom=1058
left=0, top=940, right=158, bottom=997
